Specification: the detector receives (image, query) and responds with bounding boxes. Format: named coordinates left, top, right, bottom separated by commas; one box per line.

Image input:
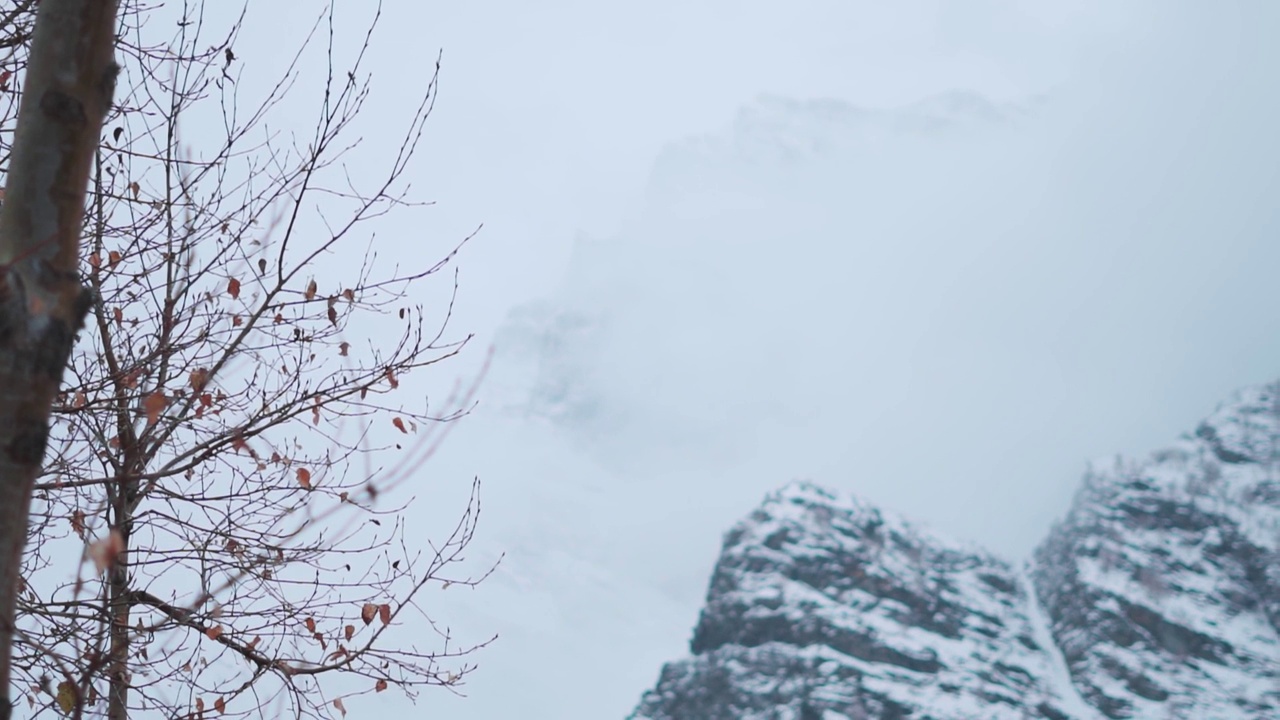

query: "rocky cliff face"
left=1034, top=384, right=1280, bottom=718
left=629, top=383, right=1280, bottom=719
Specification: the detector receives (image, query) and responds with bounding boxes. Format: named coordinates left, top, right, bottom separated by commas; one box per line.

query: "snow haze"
left=228, top=1, right=1280, bottom=717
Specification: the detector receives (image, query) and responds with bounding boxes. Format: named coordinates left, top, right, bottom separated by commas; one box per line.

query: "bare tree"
left=0, top=1, right=493, bottom=718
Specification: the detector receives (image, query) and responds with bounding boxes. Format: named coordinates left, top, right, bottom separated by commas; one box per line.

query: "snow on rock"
left=630, top=381, right=1280, bottom=718
left=629, top=481, right=1082, bottom=720
left=1034, top=383, right=1280, bottom=718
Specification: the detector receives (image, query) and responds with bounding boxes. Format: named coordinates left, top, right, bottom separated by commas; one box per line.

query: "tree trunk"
left=105, top=542, right=131, bottom=720
left=105, top=466, right=136, bottom=720
left=0, top=1, right=120, bottom=717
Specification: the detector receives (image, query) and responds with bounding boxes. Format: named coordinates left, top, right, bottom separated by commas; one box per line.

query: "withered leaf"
left=142, top=391, right=167, bottom=426
left=189, top=368, right=209, bottom=390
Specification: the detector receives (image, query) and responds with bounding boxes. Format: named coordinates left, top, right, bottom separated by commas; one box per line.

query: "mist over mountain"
left=417, top=26, right=1280, bottom=712
left=494, top=80, right=1280, bottom=559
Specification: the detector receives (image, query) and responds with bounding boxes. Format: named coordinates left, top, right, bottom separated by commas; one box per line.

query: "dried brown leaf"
left=142, top=391, right=167, bottom=426
left=189, top=368, right=209, bottom=390
left=70, top=510, right=87, bottom=539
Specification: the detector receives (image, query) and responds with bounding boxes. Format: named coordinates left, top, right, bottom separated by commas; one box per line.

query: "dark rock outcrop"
left=630, top=383, right=1280, bottom=718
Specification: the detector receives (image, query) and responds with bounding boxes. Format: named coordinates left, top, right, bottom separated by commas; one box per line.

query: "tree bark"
left=105, top=463, right=136, bottom=720
left=0, top=1, right=120, bottom=718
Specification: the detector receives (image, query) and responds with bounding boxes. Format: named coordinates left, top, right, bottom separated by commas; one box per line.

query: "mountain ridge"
left=629, top=381, right=1280, bottom=718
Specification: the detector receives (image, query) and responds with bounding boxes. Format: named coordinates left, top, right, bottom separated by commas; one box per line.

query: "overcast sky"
left=227, top=1, right=1280, bottom=717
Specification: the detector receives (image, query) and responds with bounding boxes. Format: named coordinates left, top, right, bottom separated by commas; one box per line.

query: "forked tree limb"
left=0, top=1, right=120, bottom=717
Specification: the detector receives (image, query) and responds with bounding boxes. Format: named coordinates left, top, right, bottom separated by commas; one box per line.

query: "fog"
left=229, top=1, right=1280, bottom=717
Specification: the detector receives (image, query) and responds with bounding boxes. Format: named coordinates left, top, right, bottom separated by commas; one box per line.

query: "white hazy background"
left=221, top=1, right=1280, bottom=717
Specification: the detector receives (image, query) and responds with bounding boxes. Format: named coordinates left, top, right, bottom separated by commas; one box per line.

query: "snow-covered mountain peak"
left=1194, top=380, right=1280, bottom=469
left=632, top=480, right=1085, bottom=719
left=631, top=380, right=1280, bottom=718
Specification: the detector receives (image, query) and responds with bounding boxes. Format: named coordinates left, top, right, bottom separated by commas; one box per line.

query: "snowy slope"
left=1034, top=384, right=1280, bottom=718
left=630, top=382, right=1280, bottom=718
left=629, top=482, right=1088, bottom=720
